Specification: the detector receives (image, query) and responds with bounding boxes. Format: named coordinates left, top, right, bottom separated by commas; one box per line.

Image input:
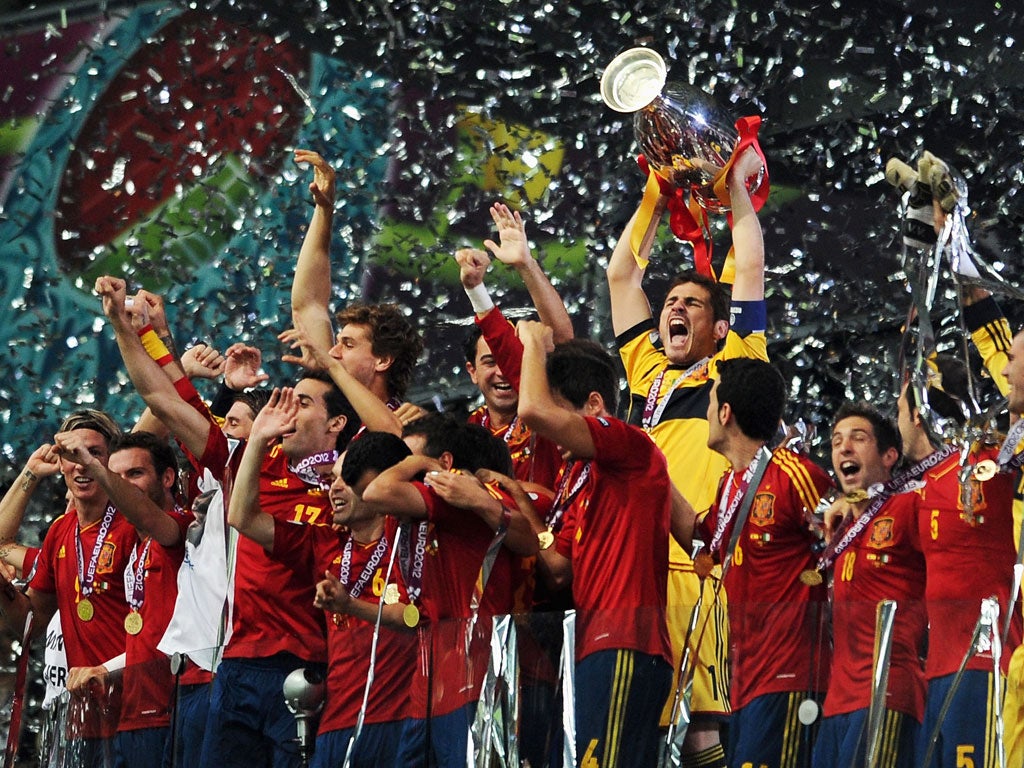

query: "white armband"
left=464, top=283, right=494, bottom=315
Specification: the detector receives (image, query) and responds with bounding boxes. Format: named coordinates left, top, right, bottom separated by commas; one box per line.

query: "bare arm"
left=516, top=321, right=597, bottom=460
left=0, top=444, right=59, bottom=547
left=96, top=276, right=213, bottom=460
left=53, top=433, right=182, bottom=547
left=482, top=203, right=574, bottom=343
left=280, top=320, right=403, bottom=436
left=605, top=207, right=656, bottom=337
left=726, top=147, right=766, bottom=302
left=670, top=483, right=698, bottom=554
left=290, top=149, right=337, bottom=352
left=226, top=389, right=296, bottom=551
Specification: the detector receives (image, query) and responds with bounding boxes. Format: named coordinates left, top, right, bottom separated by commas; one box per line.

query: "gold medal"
left=693, top=552, right=714, bottom=579
left=799, top=569, right=823, bottom=586
left=973, top=459, right=998, bottom=482
left=537, top=530, right=555, bottom=551
left=77, top=598, right=94, bottom=622
left=383, top=583, right=400, bottom=605
left=124, top=610, right=144, bottom=635
left=403, top=603, right=420, bottom=628
left=844, top=489, right=869, bottom=503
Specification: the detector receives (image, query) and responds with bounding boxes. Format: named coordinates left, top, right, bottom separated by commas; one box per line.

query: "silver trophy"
left=601, top=47, right=761, bottom=213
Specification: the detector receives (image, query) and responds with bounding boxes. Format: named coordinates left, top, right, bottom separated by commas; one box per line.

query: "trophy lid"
left=600, top=47, right=667, bottom=113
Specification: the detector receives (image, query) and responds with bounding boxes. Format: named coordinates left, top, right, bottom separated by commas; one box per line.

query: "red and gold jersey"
left=555, top=416, right=672, bottom=664
left=825, top=493, right=927, bottom=720
left=406, top=480, right=518, bottom=718
left=223, top=444, right=331, bottom=663
left=703, top=448, right=833, bottom=710
left=120, top=508, right=193, bottom=731
left=272, top=516, right=415, bottom=733
left=914, top=447, right=1019, bottom=677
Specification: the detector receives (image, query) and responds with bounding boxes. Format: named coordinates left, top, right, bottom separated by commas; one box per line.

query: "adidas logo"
left=271, top=478, right=290, bottom=488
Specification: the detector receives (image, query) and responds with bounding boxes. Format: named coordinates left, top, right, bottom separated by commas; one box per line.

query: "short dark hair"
left=296, top=370, right=361, bottom=451
left=546, top=339, right=619, bottom=413
left=666, top=270, right=730, bottom=324
left=716, top=358, right=785, bottom=442
left=402, top=414, right=513, bottom=474
left=342, top=431, right=412, bottom=487
left=336, top=303, right=423, bottom=399
left=233, top=389, right=271, bottom=420
left=58, top=409, right=122, bottom=444
left=110, top=431, right=178, bottom=479
left=905, top=354, right=970, bottom=425
left=833, top=401, right=902, bottom=461
left=462, top=326, right=483, bottom=366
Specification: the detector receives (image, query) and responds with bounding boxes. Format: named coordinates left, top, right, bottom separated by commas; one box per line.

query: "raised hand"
left=455, top=247, right=491, bottom=290
left=314, top=570, right=351, bottom=613
left=224, top=343, right=270, bottom=389
left=181, top=344, right=226, bottom=380
left=483, top=203, right=533, bottom=269
left=294, top=149, right=336, bottom=209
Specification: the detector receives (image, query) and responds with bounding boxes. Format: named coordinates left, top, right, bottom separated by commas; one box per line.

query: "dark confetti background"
left=2, top=0, right=1024, bottom=757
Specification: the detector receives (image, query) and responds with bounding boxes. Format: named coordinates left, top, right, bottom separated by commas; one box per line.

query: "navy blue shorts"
left=198, top=656, right=322, bottom=768
left=393, top=702, right=476, bottom=767
left=114, top=726, right=169, bottom=768
left=311, top=720, right=405, bottom=768
left=918, top=669, right=1003, bottom=768
left=575, top=649, right=672, bottom=768
left=728, top=691, right=821, bottom=768
left=812, top=708, right=917, bottom=768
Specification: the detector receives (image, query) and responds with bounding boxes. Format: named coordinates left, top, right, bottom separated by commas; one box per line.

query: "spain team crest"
left=751, top=492, right=776, bottom=526
left=868, top=517, right=895, bottom=549
left=97, top=540, right=117, bottom=573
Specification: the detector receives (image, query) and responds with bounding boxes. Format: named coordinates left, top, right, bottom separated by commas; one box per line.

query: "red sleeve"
left=28, top=519, right=63, bottom=594
left=476, top=307, right=524, bottom=391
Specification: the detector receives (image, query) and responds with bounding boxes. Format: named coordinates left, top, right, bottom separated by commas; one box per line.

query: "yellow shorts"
left=1004, top=645, right=1024, bottom=766
left=661, top=565, right=731, bottom=726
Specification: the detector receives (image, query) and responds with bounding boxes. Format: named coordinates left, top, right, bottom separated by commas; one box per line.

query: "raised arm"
left=290, top=149, right=337, bottom=352
left=726, top=146, right=766, bottom=302
left=226, top=389, right=295, bottom=551
left=605, top=205, right=656, bottom=337
left=53, top=432, right=181, bottom=547
left=280, top=319, right=402, bottom=436
left=361, top=454, right=442, bottom=520
left=424, top=469, right=538, bottom=556
left=0, top=444, right=59, bottom=552
left=96, top=276, right=214, bottom=460
left=482, top=203, right=573, bottom=343
left=516, top=320, right=596, bottom=460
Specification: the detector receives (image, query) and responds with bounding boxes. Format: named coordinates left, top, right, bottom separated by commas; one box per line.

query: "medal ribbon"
left=289, top=450, right=339, bottom=489
left=815, top=443, right=958, bottom=573
left=997, top=419, right=1024, bottom=472
left=339, top=534, right=390, bottom=600
left=641, top=358, right=711, bottom=431
left=545, top=461, right=591, bottom=532
left=710, top=447, right=772, bottom=567
left=124, top=536, right=154, bottom=611
left=76, top=503, right=116, bottom=602
left=398, top=520, right=428, bottom=605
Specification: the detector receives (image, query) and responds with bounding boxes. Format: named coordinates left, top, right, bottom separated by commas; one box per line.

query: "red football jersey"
left=824, top=492, right=927, bottom=719
left=272, top=516, right=415, bottom=733
left=405, top=480, right=517, bottom=718
left=554, top=416, right=672, bottom=664
left=199, top=431, right=332, bottom=664
left=703, top=448, right=833, bottom=710
left=913, top=447, right=1020, bottom=677
left=31, top=507, right=137, bottom=738
left=120, top=508, right=193, bottom=731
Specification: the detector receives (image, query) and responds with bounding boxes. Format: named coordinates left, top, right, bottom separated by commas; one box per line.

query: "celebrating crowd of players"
left=0, top=142, right=1022, bottom=768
